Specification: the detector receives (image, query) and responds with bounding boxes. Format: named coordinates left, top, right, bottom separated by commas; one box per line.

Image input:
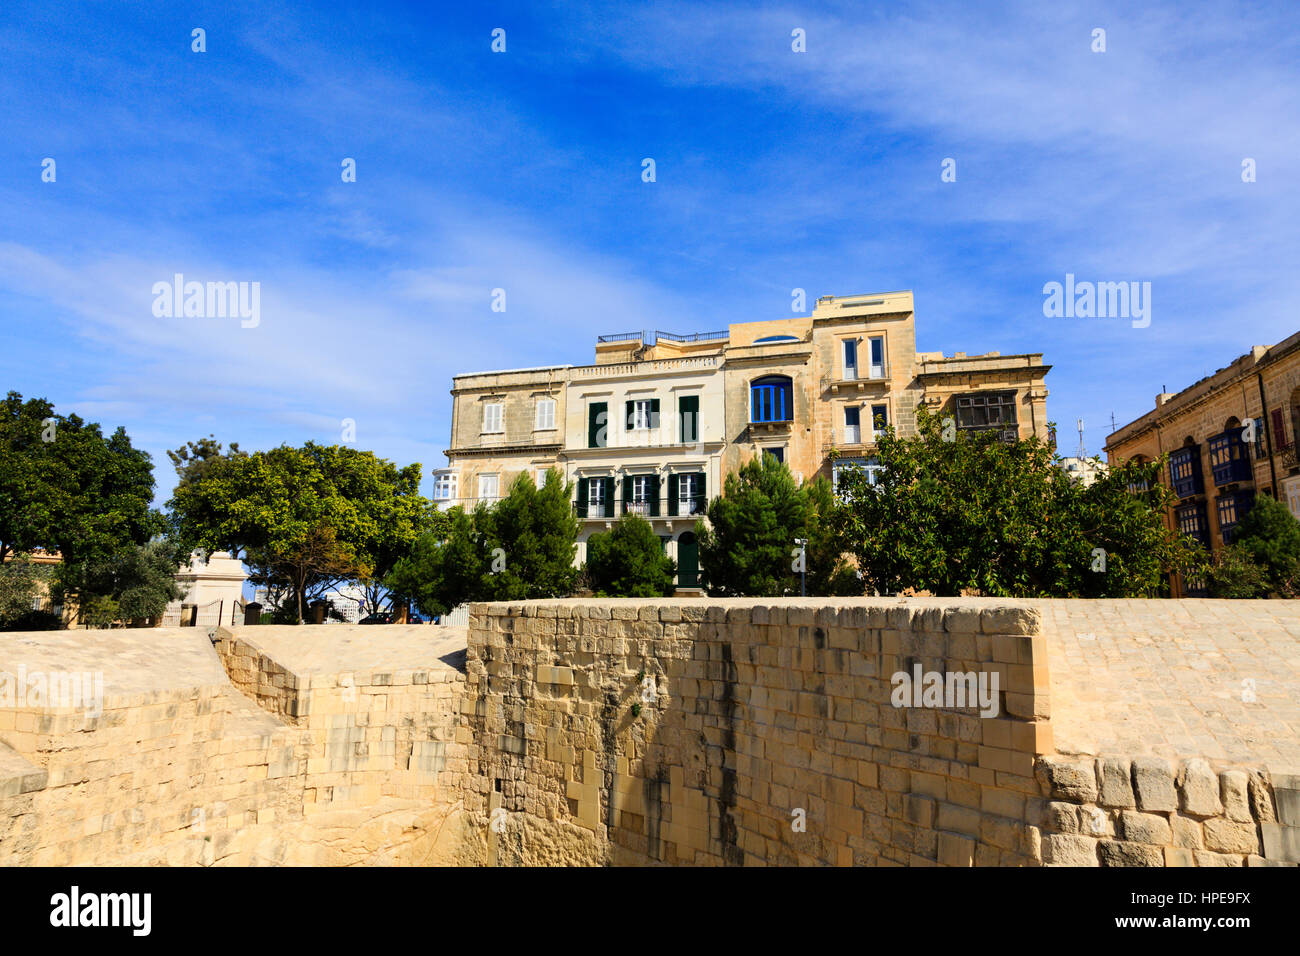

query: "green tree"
left=697, top=452, right=809, bottom=596
left=246, top=524, right=369, bottom=624
left=55, top=539, right=189, bottom=626
left=1206, top=544, right=1270, bottom=599
left=385, top=507, right=487, bottom=619
left=0, top=391, right=161, bottom=565
left=478, top=470, right=581, bottom=600
left=386, top=469, right=580, bottom=615
left=1222, top=494, right=1300, bottom=596
left=167, top=442, right=431, bottom=622
left=803, top=476, right=862, bottom=596
left=585, top=513, right=676, bottom=597
left=0, top=554, right=52, bottom=628
left=834, top=407, right=1204, bottom=597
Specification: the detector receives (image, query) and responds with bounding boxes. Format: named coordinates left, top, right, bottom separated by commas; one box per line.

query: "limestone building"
left=1104, top=331, right=1300, bottom=596
left=439, top=290, right=1052, bottom=587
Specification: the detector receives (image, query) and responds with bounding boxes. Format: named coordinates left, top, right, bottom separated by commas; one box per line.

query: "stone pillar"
left=309, top=603, right=327, bottom=625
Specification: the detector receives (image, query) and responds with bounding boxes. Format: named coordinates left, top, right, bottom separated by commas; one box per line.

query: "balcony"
left=1208, top=431, right=1253, bottom=486
left=1169, top=447, right=1204, bottom=499
left=574, top=496, right=708, bottom=520
left=820, top=369, right=887, bottom=395
left=823, top=429, right=882, bottom=459
left=655, top=330, right=728, bottom=343
left=571, top=355, right=721, bottom=379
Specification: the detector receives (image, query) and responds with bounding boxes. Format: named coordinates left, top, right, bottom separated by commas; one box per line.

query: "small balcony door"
left=842, top=339, right=858, bottom=381
left=868, top=336, right=885, bottom=379
left=844, top=406, right=861, bottom=444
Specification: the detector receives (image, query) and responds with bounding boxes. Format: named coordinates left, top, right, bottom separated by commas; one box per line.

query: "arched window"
left=750, top=375, right=793, bottom=423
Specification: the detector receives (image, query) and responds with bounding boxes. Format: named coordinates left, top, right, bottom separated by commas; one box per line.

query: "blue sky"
left=2, top=0, right=1298, bottom=504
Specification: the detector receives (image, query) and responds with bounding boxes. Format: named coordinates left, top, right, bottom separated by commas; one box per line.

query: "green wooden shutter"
left=623, top=476, right=633, bottom=515
left=649, top=474, right=661, bottom=516
left=603, top=477, right=614, bottom=517
left=625, top=401, right=636, bottom=431
left=679, top=395, right=699, bottom=443
left=650, top=398, right=660, bottom=430
left=576, top=477, right=588, bottom=517
left=588, top=402, right=607, bottom=448
left=667, top=473, right=679, bottom=515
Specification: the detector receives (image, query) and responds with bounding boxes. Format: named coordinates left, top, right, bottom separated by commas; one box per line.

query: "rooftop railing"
left=655, top=330, right=728, bottom=343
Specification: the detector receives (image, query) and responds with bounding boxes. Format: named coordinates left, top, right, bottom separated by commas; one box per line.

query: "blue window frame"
left=1176, top=502, right=1209, bottom=548
left=1217, top=492, right=1254, bottom=543
left=1169, top=446, right=1203, bottom=498
left=1207, top=430, right=1251, bottom=486
left=751, top=376, right=793, bottom=423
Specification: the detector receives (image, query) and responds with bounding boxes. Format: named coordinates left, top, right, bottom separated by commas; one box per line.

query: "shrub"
left=584, top=513, right=676, bottom=597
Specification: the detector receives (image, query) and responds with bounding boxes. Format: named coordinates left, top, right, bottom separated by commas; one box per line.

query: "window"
left=588, top=402, right=608, bottom=448
left=679, top=394, right=700, bottom=443
left=1175, top=502, right=1209, bottom=548
left=1271, top=408, right=1291, bottom=452
left=1217, top=491, right=1255, bottom=543
left=764, top=446, right=785, bottom=464
left=1207, top=430, right=1251, bottom=485
left=868, top=336, right=885, bottom=379
left=477, top=474, right=499, bottom=501
left=576, top=476, right=612, bottom=518
left=433, top=472, right=457, bottom=501
left=625, top=474, right=658, bottom=516
left=625, top=398, right=660, bottom=432
left=535, top=467, right=551, bottom=488
left=1284, top=477, right=1300, bottom=519
left=833, top=458, right=882, bottom=499
left=482, top=403, right=503, bottom=434
left=955, top=391, right=1017, bottom=441
left=956, top=392, right=1017, bottom=429
left=535, top=398, right=556, bottom=430
left=1254, top=418, right=1268, bottom=459
left=842, top=339, right=858, bottom=380
left=871, top=404, right=888, bottom=440
left=844, top=406, right=861, bottom=444
left=750, top=376, right=793, bottom=423
left=1169, top=447, right=1203, bottom=498
left=672, top=472, right=706, bottom=516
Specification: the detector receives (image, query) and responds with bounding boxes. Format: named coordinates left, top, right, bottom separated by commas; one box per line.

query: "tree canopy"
left=696, top=452, right=853, bottom=597
left=833, top=407, right=1204, bottom=597
left=584, top=513, right=676, bottom=597
left=167, top=441, right=431, bottom=622
left=386, top=469, right=580, bottom=616
left=0, top=391, right=160, bottom=565
left=1208, top=494, right=1300, bottom=598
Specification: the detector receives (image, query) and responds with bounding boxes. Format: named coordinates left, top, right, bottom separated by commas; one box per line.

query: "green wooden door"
left=677, top=531, right=699, bottom=588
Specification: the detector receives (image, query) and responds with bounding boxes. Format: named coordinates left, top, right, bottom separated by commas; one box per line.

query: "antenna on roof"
left=1077, top=418, right=1085, bottom=460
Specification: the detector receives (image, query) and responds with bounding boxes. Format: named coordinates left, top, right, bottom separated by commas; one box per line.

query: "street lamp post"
left=794, top=538, right=807, bottom=597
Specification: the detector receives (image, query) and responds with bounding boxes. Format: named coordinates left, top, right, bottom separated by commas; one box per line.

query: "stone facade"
left=1104, top=330, right=1300, bottom=595
left=0, top=625, right=467, bottom=866
left=440, top=291, right=1052, bottom=582
left=4, top=598, right=1295, bottom=867
left=456, top=597, right=1298, bottom=867
left=437, top=364, right=570, bottom=511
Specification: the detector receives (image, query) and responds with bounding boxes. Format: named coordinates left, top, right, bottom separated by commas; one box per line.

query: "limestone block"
left=1132, top=757, right=1177, bottom=812
left=1176, top=758, right=1222, bottom=817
